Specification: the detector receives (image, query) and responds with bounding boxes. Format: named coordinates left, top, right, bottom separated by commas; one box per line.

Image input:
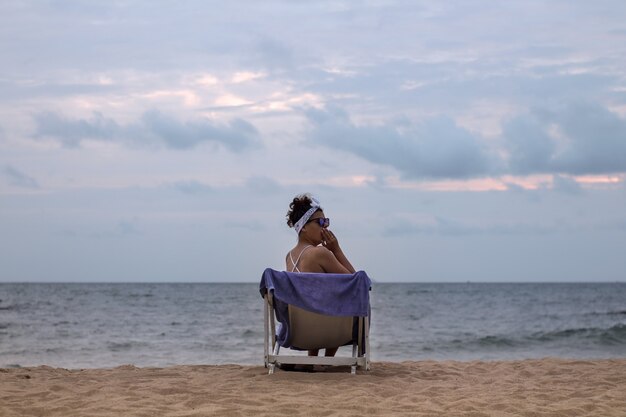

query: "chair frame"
left=263, top=292, right=370, bottom=375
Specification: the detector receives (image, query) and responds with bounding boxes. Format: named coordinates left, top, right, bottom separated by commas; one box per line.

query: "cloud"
left=2, top=165, right=40, bottom=189
left=552, top=175, right=583, bottom=195
left=304, top=102, right=626, bottom=180
left=223, top=221, right=266, bottom=232
left=503, top=115, right=555, bottom=175
left=117, top=219, right=141, bottom=236
left=504, top=103, right=626, bottom=175
left=140, top=110, right=259, bottom=151
left=382, top=216, right=556, bottom=237
left=33, top=110, right=260, bottom=151
left=305, top=106, right=496, bottom=179
left=302, top=56, right=616, bottom=114
left=551, top=102, right=626, bottom=174
left=503, top=182, right=527, bottom=193
left=57, top=218, right=142, bottom=240
left=245, top=176, right=282, bottom=193
left=169, top=180, right=212, bottom=195
left=33, top=111, right=118, bottom=147
left=250, top=38, right=294, bottom=71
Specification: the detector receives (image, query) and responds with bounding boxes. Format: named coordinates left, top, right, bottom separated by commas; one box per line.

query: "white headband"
left=293, top=197, right=321, bottom=234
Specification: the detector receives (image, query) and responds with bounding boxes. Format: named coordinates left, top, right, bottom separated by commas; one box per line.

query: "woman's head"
left=286, top=193, right=317, bottom=228
left=286, top=193, right=328, bottom=241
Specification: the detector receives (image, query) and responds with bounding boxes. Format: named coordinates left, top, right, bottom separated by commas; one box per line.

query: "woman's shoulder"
left=291, top=245, right=330, bottom=261
left=306, top=245, right=333, bottom=258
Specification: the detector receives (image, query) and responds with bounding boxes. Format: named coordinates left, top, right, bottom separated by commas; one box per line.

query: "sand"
left=1, top=359, right=625, bottom=416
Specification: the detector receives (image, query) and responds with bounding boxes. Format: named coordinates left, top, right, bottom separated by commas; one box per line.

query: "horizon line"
left=1, top=280, right=625, bottom=284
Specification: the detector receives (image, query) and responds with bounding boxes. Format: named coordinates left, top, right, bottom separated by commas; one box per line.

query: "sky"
left=1, top=0, right=625, bottom=282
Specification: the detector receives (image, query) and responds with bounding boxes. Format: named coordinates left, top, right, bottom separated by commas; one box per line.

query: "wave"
left=533, top=324, right=626, bottom=344
left=477, top=335, right=518, bottom=347
left=128, top=293, right=154, bottom=298
left=406, top=290, right=431, bottom=295
left=107, top=341, right=148, bottom=352
left=442, top=324, right=626, bottom=351
left=587, top=310, right=626, bottom=316
left=603, top=310, right=626, bottom=316
left=445, top=335, right=519, bottom=349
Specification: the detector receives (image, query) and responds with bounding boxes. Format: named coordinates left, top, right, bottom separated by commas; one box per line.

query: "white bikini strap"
left=289, top=245, right=312, bottom=272
left=289, top=251, right=299, bottom=272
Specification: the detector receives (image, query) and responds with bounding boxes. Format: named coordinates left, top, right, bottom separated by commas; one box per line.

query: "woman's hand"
left=320, top=228, right=356, bottom=273
left=321, top=228, right=340, bottom=253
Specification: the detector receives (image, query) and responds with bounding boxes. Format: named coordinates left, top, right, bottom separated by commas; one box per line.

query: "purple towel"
left=259, top=268, right=371, bottom=348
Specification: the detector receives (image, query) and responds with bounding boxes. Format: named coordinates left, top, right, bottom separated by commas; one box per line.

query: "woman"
left=285, top=193, right=356, bottom=358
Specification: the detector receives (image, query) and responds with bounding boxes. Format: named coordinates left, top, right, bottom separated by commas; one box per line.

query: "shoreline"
left=2, top=358, right=625, bottom=416
left=3, top=354, right=626, bottom=371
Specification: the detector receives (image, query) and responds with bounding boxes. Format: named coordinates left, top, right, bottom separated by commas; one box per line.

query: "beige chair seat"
left=288, top=305, right=354, bottom=350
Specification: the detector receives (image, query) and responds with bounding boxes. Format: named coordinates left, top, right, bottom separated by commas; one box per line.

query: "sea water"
left=1, top=282, right=625, bottom=368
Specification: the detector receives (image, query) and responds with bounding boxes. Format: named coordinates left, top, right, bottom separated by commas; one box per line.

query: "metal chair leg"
left=268, top=343, right=280, bottom=375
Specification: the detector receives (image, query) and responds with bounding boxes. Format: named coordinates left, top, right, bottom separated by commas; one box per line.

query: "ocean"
left=1, top=282, right=625, bottom=369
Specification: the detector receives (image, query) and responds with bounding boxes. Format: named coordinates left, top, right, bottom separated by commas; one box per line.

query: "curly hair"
left=286, top=193, right=319, bottom=228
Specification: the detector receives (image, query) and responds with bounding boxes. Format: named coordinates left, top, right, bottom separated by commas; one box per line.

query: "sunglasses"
left=307, top=217, right=330, bottom=228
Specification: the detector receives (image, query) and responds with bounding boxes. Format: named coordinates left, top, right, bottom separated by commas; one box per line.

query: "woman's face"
left=304, top=210, right=329, bottom=243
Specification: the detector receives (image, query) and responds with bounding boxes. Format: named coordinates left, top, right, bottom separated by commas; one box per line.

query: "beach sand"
left=1, top=359, right=625, bottom=416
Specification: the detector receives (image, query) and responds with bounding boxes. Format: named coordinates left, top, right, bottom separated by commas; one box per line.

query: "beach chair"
left=260, top=268, right=371, bottom=375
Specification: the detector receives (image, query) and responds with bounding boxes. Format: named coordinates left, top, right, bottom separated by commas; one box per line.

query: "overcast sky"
left=1, top=1, right=625, bottom=282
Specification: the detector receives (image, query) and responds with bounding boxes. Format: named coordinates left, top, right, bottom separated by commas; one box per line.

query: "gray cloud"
left=33, top=111, right=118, bottom=147
left=306, top=101, right=626, bottom=180
left=140, top=110, right=259, bottom=151
left=552, top=175, right=583, bottom=195
left=0, top=80, right=119, bottom=101
left=169, top=180, right=213, bottom=195
left=504, top=182, right=528, bottom=193
left=244, top=38, right=294, bottom=72
left=2, top=165, right=39, bottom=189
left=223, top=221, right=266, bottom=232
left=305, top=106, right=496, bottom=179
left=245, top=176, right=282, bottom=194
left=503, top=114, right=556, bottom=175
left=57, top=218, right=142, bottom=240
left=300, top=57, right=617, bottom=117
left=382, top=216, right=556, bottom=238
left=117, top=219, right=142, bottom=236
left=551, top=103, right=626, bottom=174
left=504, top=103, right=626, bottom=175
left=33, top=110, right=260, bottom=151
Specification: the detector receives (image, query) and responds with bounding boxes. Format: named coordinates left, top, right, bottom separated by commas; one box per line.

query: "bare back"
left=286, top=245, right=349, bottom=274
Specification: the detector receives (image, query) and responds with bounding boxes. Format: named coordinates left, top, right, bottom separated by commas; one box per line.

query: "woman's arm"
left=316, top=248, right=352, bottom=274
left=321, top=228, right=356, bottom=273
left=330, top=247, right=356, bottom=273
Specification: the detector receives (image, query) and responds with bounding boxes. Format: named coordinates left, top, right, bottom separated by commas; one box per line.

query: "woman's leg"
left=324, top=347, right=338, bottom=357
left=309, top=348, right=337, bottom=356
